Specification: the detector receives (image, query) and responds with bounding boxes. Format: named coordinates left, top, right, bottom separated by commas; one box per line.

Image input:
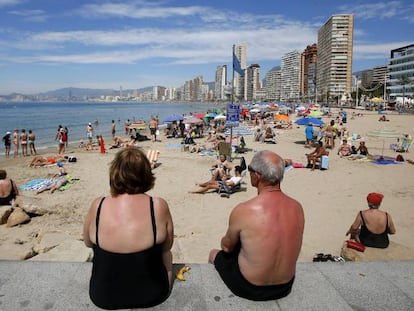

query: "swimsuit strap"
left=95, top=197, right=106, bottom=248
left=385, top=212, right=389, bottom=230
left=359, top=211, right=366, bottom=226
left=149, top=197, right=157, bottom=246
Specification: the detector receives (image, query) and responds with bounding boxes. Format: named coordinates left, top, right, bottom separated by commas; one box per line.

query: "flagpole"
left=232, top=44, right=235, bottom=105
left=230, top=44, right=235, bottom=159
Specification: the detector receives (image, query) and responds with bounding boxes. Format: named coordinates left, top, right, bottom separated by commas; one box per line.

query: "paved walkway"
left=0, top=261, right=413, bottom=310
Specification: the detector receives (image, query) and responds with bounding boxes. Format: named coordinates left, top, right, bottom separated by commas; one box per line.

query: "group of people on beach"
left=2, top=128, right=37, bottom=158
left=79, top=146, right=397, bottom=309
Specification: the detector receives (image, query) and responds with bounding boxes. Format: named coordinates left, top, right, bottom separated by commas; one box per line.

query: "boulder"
left=6, top=207, right=31, bottom=227
left=0, top=240, right=35, bottom=260
left=34, top=232, right=74, bottom=254
left=0, top=205, right=13, bottom=224
left=29, top=239, right=93, bottom=262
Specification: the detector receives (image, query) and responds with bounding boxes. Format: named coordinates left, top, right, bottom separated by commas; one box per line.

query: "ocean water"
left=0, top=101, right=220, bottom=154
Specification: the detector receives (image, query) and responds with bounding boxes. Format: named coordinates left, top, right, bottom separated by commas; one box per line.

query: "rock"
left=0, top=240, right=35, bottom=260
left=34, top=232, right=74, bottom=254
left=29, top=239, right=93, bottom=262
left=6, top=207, right=31, bottom=227
left=0, top=205, right=13, bottom=224
left=21, top=201, right=49, bottom=216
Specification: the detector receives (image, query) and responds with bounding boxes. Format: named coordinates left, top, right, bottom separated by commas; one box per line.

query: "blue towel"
left=371, top=160, right=400, bottom=165
left=19, top=178, right=53, bottom=191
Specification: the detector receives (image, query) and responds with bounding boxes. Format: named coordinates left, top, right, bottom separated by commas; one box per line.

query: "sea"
left=0, top=101, right=221, bottom=155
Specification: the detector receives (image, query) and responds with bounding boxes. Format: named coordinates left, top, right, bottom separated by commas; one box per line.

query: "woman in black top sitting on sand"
left=346, top=192, right=396, bottom=248
left=83, top=147, right=174, bottom=309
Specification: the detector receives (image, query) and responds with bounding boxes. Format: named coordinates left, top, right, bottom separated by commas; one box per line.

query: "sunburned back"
left=91, top=195, right=167, bottom=253
left=238, top=192, right=304, bottom=286
left=0, top=179, right=12, bottom=197
left=362, top=210, right=388, bottom=234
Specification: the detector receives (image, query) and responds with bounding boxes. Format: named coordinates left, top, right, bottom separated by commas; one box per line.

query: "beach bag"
left=346, top=240, right=365, bottom=252
left=68, top=156, right=77, bottom=163
left=396, top=154, right=404, bottom=162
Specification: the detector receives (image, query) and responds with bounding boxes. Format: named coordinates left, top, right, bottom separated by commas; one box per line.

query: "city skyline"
left=0, top=0, right=413, bottom=94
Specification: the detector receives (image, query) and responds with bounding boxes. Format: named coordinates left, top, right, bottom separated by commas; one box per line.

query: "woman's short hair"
left=0, top=170, right=6, bottom=179
left=109, top=147, right=155, bottom=196
left=248, top=150, right=284, bottom=185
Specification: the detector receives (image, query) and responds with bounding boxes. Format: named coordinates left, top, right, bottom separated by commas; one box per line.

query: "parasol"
left=163, top=114, right=184, bottom=123
left=367, top=128, right=403, bottom=156
left=295, top=117, right=324, bottom=126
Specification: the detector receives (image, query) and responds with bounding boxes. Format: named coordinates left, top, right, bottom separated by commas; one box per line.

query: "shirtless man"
left=306, top=141, right=328, bottom=171
left=208, top=151, right=304, bottom=301
left=149, top=117, right=158, bottom=142
left=20, top=129, right=28, bottom=156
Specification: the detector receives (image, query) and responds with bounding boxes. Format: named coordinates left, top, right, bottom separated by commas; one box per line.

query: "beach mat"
left=371, top=159, right=400, bottom=165
left=19, top=178, right=53, bottom=191
left=57, top=174, right=79, bottom=191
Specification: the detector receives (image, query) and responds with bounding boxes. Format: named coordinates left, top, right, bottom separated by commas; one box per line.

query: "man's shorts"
left=214, top=249, right=294, bottom=301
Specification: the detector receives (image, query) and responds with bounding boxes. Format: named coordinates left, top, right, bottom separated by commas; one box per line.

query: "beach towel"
left=371, top=159, right=400, bottom=165
left=19, top=178, right=53, bottom=191
left=58, top=176, right=79, bottom=191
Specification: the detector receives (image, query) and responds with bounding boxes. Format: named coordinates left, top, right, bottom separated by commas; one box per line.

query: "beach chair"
left=217, top=178, right=243, bottom=198
left=146, top=149, right=160, bottom=169
left=396, top=138, right=412, bottom=153
left=217, top=157, right=247, bottom=198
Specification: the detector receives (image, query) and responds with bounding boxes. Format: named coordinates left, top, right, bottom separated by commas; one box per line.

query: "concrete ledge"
left=0, top=261, right=413, bottom=310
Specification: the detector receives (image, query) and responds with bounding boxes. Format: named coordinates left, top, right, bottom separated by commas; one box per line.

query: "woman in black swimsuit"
left=346, top=192, right=396, bottom=248
left=0, top=169, right=18, bottom=205
left=83, top=147, right=174, bottom=309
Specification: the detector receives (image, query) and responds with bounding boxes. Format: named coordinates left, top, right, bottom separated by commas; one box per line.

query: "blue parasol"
left=163, top=114, right=184, bottom=123
left=295, top=117, right=324, bottom=126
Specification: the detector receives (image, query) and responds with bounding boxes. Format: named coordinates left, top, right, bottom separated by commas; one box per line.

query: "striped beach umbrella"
left=367, top=128, right=403, bottom=156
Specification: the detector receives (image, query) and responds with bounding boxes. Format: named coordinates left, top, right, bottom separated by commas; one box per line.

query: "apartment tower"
left=301, top=44, right=317, bottom=101
left=317, top=14, right=354, bottom=104
left=281, top=50, right=301, bottom=101
left=214, top=65, right=227, bottom=101
left=234, top=43, right=247, bottom=101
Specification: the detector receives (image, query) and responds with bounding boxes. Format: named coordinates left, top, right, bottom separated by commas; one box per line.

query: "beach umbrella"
left=274, top=114, right=289, bottom=121
left=163, top=114, right=183, bottom=123
left=371, top=97, right=385, bottom=103
left=193, top=112, right=205, bottom=119
left=205, top=112, right=217, bottom=118
left=295, top=117, right=324, bottom=126
left=214, top=114, right=226, bottom=120
left=309, top=110, right=323, bottom=117
left=249, top=108, right=261, bottom=113
left=367, top=128, right=403, bottom=156
left=183, top=116, right=203, bottom=125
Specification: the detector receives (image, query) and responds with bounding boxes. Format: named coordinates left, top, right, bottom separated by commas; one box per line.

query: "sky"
left=0, top=0, right=413, bottom=95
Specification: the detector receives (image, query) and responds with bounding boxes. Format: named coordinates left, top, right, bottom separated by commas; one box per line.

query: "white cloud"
left=0, top=0, right=22, bottom=7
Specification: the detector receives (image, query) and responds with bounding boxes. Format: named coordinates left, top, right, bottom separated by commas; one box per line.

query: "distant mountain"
left=38, top=87, right=117, bottom=98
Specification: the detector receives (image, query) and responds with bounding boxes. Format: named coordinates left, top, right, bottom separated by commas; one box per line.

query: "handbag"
left=346, top=240, right=365, bottom=252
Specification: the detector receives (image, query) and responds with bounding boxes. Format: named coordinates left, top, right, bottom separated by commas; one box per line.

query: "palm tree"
left=398, top=75, right=412, bottom=107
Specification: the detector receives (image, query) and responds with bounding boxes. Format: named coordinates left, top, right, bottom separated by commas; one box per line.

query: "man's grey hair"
left=249, top=150, right=284, bottom=185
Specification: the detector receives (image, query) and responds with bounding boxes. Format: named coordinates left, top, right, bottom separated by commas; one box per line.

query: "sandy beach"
left=1, top=108, right=414, bottom=263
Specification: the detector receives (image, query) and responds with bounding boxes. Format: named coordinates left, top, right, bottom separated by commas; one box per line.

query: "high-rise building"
left=265, top=66, right=282, bottom=102
left=387, top=44, right=414, bottom=99
left=281, top=50, right=301, bottom=101
left=234, top=43, right=247, bottom=101
left=246, top=64, right=261, bottom=102
left=215, top=65, right=227, bottom=101
left=301, top=44, right=317, bottom=101
left=317, top=14, right=354, bottom=104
